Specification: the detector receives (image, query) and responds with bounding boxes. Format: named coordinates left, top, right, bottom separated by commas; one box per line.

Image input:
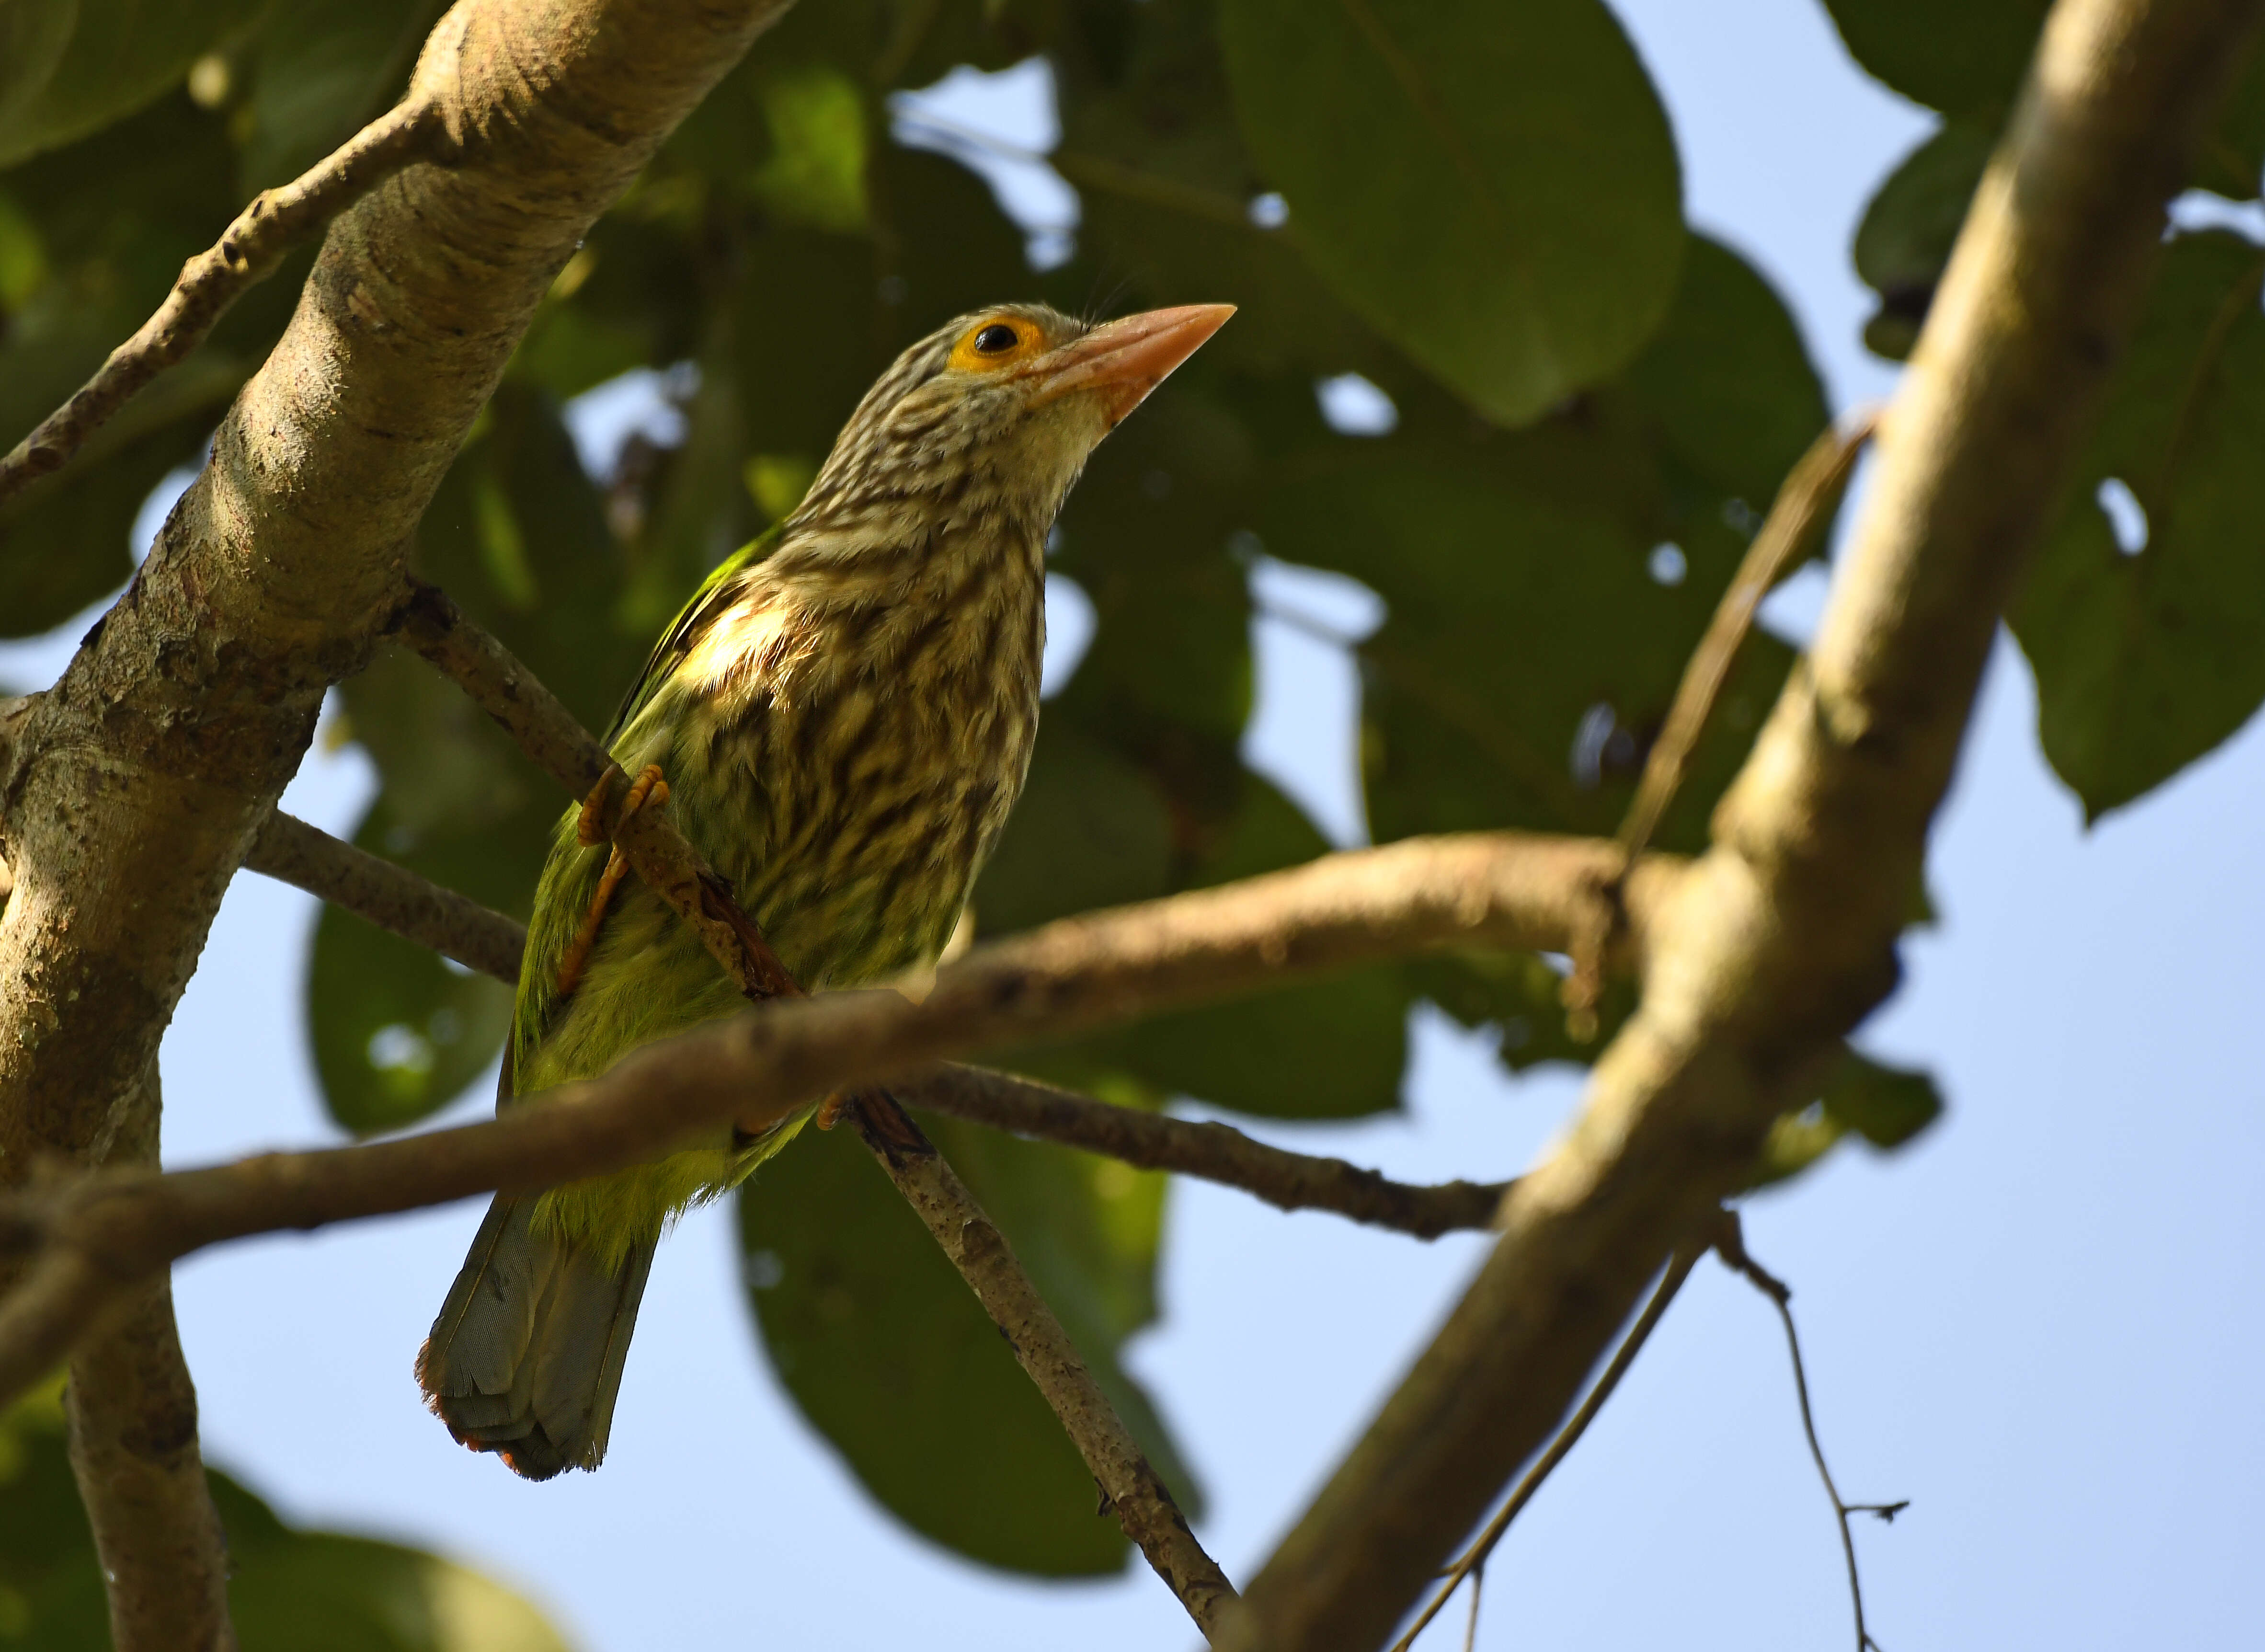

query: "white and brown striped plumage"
left=417, top=300, right=1232, bottom=1478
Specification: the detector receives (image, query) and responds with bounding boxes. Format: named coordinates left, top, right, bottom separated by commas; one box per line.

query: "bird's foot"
left=577, top=762, right=669, bottom=846
left=557, top=764, right=671, bottom=998
left=814, top=1091, right=850, bottom=1131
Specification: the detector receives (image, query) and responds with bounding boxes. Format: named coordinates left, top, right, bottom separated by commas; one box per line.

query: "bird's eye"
left=973, top=323, right=1020, bottom=355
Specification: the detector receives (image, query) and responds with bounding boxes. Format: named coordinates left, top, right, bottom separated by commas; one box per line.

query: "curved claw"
left=557, top=764, right=671, bottom=999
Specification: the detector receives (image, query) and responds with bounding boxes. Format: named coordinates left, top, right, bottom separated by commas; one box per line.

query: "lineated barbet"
left=416, top=301, right=1234, bottom=1479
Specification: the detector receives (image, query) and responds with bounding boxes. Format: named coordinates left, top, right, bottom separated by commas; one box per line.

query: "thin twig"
left=245, top=808, right=527, bottom=984
left=1561, top=410, right=1877, bottom=1036
left=239, top=803, right=1523, bottom=1239
left=1614, top=411, right=1877, bottom=867
left=392, top=582, right=1236, bottom=1634
left=389, top=581, right=801, bottom=999
left=1388, top=1239, right=1704, bottom=1652
left=0, top=100, right=443, bottom=511
left=1712, top=1210, right=1901, bottom=1652
left=902, top=1065, right=1509, bottom=1239
left=847, top=1090, right=1238, bottom=1634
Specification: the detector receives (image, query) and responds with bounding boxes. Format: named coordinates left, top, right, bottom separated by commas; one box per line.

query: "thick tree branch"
left=0, top=824, right=1636, bottom=1400
left=901, top=1067, right=1508, bottom=1239
left=1214, top=4, right=2265, bottom=1647
left=63, top=1063, right=233, bottom=1652
left=397, top=585, right=1243, bottom=1629
left=0, top=102, right=443, bottom=511
left=242, top=806, right=1510, bottom=1237
left=0, top=2, right=794, bottom=1644
left=1387, top=1239, right=1705, bottom=1652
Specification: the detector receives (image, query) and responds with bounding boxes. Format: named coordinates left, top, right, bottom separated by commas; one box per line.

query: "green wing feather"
left=600, top=521, right=787, bottom=742
left=508, top=525, right=788, bottom=1095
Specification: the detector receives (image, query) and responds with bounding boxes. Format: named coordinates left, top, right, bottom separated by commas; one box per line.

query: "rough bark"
left=0, top=827, right=1651, bottom=1409
left=64, top=1064, right=234, bottom=1652
left=1212, top=3, right=2265, bottom=1648
left=0, top=0, right=794, bottom=1640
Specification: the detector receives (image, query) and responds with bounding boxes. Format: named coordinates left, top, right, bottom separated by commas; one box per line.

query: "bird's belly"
left=681, top=671, right=1036, bottom=991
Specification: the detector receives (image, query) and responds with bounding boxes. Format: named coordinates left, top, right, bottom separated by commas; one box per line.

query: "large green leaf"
left=1833, top=5, right=2265, bottom=361
left=1850, top=117, right=1997, bottom=362
left=0, top=0, right=267, bottom=169
left=1217, top=0, right=1683, bottom=425
left=0, top=1384, right=569, bottom=1652
left=737, top=1113, right=1197, bottom=1576
left=239, top=0, right=441, bottom=192
left=985, top=762, right=1414, bottom=1119
left=1819, top=0, right=2048, bottom=115
left=315, top=388, right=644, bottom=1131
left=2012, top=230, right=2265, bottom=818
left=974, top=719, right=1176, bottom=940
left=0, top=93, right=247, bottom=634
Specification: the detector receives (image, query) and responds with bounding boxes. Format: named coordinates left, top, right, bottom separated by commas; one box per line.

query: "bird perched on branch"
left=416, top=300, right=1233, bottom=1479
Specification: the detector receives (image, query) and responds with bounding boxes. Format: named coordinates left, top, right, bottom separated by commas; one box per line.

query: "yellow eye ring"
left=949, top=317, right=1040, bottom=373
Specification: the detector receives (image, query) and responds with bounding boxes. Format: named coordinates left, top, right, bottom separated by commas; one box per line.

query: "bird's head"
left=791, top=301, right=1235, bottom=545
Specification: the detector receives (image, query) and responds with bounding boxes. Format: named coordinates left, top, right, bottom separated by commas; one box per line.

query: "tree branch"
left=1213, top=3, right=2265, bottom=1647
left=1387, top=1238, right=1704, bottom=1652
left=62, top=1062, right=234, bottom=1652
left=0, top=821, right=1635, bottom=1400
left=847, top=1090, right=1239, bottom=1633
left=0, top=101, right=443, bottom=512
left=1712, top=1211, right=1904, bottom=1652
left=1564, top=410, right=1876, bottom=1035
left=0, top=3, right=797, bottom=1645
left=392, top=585, right=1245, bottom=1629
left=240, top=805, right=1512, bottom=1239
left=246, top=807, right=528, bottom=985
left=900, top=1066, right=1509, bottom=1239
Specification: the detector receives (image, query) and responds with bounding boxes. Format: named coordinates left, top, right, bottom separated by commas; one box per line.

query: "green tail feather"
left=416, top=1196, right=655, bottom=1480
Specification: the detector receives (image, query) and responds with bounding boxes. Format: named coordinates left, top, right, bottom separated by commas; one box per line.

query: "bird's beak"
left=1024, top=303, right=1236, bottom=426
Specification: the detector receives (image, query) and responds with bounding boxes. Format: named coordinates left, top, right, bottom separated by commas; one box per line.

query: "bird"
left=415, top=299, right=1234, bottom=1480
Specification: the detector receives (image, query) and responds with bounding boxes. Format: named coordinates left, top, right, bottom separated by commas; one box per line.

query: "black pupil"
left=974, top=323, right=1019, bottom=355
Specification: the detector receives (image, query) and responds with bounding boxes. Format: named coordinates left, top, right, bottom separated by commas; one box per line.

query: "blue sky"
left=4, top=2, right=2261, bottom=1646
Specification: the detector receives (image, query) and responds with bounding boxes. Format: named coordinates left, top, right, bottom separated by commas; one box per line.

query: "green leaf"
left=2012, top=231, right=2265, bottom=818
left=307, top=815, right=518, bottom=1135
left=1821, top=1050, right=1945, bottom=1148
left=1818, top=0, right=2047, bottom=115
left=1247, top=235, right=1817, bottom=857
left=1218, top=0, right=1683, bottom=424
left=0, top=0, right=267, bottom=169
left=737, top=1116, right=1198, bottom=1576
left=314, top=387, right=644, bottom=1130
left=1850, top=118, right=1997, bottom=362
left=0, top=415, right=206, bottom=638
left=1615, top=235, right=1833, bottom=512
left=1012, top=773, right=1413, bottom=1119
left=0, top=93, right=252, bottom=634
left=229, top=1536, right=570, bottom=1652
left=747, top=65, right=870, bottom=233
left=0, top=1384, right=567, bottom=1651
left=1750, top=1050, right=1945, bottom=1188
left=974, top=719, right=1175, bottom=940
left=239, top=0, right=440, bottom=192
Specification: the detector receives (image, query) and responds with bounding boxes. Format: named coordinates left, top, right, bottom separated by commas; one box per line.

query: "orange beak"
left=1025, top=303, right=1236, bottom=425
